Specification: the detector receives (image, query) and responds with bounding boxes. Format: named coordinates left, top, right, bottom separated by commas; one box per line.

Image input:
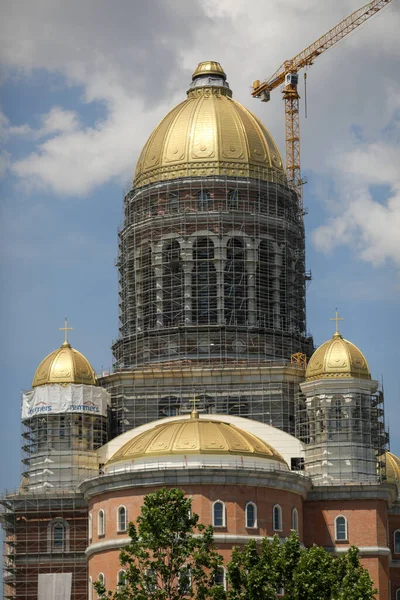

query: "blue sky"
left=1, top=0, right=399, bottom=490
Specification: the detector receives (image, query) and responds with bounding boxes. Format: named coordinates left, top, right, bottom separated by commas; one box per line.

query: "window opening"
left=335, top=516, right=347, bottom=541
left=213, top=501, right=225, bottom=527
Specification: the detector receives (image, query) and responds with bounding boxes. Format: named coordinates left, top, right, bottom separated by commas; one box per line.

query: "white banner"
left=38, top=573, right=72, bottom=600
left=22, top=384, right=110, bottom=419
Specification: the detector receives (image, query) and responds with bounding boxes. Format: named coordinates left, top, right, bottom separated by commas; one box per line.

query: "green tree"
left=95, top=488, right=226, bottom=600
left=227, top=531, right=377, bottom=600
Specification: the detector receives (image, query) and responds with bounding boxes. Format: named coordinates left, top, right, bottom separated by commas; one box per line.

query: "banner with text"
left=22, top=384, right=109, bottom=419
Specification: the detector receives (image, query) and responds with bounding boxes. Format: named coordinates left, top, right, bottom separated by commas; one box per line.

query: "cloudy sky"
left=1, top=0, right=399, bottom=490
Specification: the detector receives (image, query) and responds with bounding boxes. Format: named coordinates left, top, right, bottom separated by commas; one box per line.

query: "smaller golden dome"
left=386, top=451, right=400, bottom=485
left=192, top=61, right=226, bottom=79
left=32, top=341, right=97, bottom=388
left=107, top=412, right=286, bottom=466
left=305, top=331, right=370, bottom=381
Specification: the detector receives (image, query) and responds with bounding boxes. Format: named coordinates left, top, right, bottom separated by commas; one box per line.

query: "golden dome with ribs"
left=32, top=341, right=97, bottom=388
left=134, top=61, right=285, bottom=188
left=306, top=331, right=370, bottom=381
left=107, top=411, right=287, bottom=466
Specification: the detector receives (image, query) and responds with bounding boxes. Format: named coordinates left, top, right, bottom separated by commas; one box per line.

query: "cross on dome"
left=59, top=318, right=73, bottom=346
left=330, top=309, right=344, bottom=337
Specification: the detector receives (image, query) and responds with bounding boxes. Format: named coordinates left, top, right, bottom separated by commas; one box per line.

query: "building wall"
left=304, top=498, right=390, bottom=600
left=87, top=483, right=304, bottom=593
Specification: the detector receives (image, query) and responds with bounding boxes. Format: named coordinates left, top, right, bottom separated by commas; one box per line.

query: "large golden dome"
left=107, top=411, right=287, bottom=466
left=134, top=61, right=285, bottom=188
left=32, top=341, right=97, bottom=388
left=305, top=331, right=370, bottom=382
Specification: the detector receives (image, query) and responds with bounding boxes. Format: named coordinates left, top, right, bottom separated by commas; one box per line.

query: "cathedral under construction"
left=1, top=62, right=399, bottom=600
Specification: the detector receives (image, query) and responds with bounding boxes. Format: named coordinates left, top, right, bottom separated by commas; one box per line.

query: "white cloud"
left=312, top=104, right=400, bottom=266
left=1, top=0, right=400, bottom=203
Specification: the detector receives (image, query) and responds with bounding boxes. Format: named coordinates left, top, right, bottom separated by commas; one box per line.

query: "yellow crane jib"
left=251, top=0, right=395, bottom=207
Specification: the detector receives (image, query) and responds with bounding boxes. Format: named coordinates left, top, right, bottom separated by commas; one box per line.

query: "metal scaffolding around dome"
left=102, top=62, right=314, bottom=437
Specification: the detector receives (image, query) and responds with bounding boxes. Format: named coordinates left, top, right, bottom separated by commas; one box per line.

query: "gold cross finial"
left=59, top=317, right=73, bottom=345
left=330, top=309, right=344, bottom=335
left=190, top=395, right=199, bottom=419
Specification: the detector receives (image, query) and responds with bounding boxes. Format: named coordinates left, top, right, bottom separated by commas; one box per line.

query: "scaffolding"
left=0, top=491, right=88, bottom=600
left=104, top=174, right=314, bottom=434
left=0, top=389, right=109, bottom=598
left=113, top=175, right=312, bottom=368
left=295, top=384, right=388, bottom=484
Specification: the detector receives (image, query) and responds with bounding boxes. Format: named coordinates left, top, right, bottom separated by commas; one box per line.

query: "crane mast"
left=252, top=0, right=394, bottom=209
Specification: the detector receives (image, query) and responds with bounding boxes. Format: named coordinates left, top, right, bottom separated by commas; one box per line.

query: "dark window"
left=224, top=238, right=247, bottom=325
left=163, top=240, right=184, bottom=326
left=213, top=501, right=225, bottom=527
left=335, top=516, right=347, bottom=541
left=273, top=505, right=282, bottom=531
left=118, top=506, right=127, bottom=532
left=395, top=530, right=400, bottom=553
left=53, top=523, right=64, bottom=550
left=290, top=457, right=305, bottom=471
left=246, top=503, right=256, bottom=528
left=141, top=246, right=156, bottom=330
left=192, top=238, right=217, bottom=324
left=256, top=240, right=274, bottom=329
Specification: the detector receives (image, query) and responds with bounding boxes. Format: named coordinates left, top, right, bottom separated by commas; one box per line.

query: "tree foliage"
left=94, top=488, right=225, bottom=600
left=227, top=531, right=377, bottom=600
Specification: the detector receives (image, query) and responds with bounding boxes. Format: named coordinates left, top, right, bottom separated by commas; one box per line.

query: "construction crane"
left=252, top=0, right=394, bottom=209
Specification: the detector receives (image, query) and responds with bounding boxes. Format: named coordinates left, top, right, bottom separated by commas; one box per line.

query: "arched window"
left=394, top=530, right=400, bottom=553
left=396, top=589, right=400, bottom=600
left=291, top=508, right=299, bottom=532
left=215, top=567, right=227, bottom=590
left=88, top=576, right=93, bottom=600
left=224, top=238, right=247, bottom=325
left=53, top=522, right=65, bottom=550
left=117, top=570, right=126, bottom=588
left=192, top=238, right=217, bottom=324
left=212, top=501, right=226, bottom=527
left=117, top=506, right=127, bottom=532
left=273, top=505, right=282, bottom=531
left=245, top=502, right=257, bottom=528
left=256, top=240, right=274, bottom=329
left=162, top=240, right=184, bottom=326
left=47, top=518, right=69, bottom=552
left=88, top=512, right=93, bottom=542
left=141, top=245, right=156, bottom=330
left=335, top=516, right=348, bottom=541
left=98, top=509, right=105, bottom=536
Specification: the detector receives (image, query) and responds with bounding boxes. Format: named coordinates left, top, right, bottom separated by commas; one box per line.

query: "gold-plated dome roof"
left=192, top=61, right=226, bottom=79
left=134, top=61, right=285, bottom=188
left=32, top=341, right=97, bottom=388
left=386, top=451, right=400, bottom=486
left=107, top=411, right=287, bottom=465
left=305, top=331, right=370, bottom=381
